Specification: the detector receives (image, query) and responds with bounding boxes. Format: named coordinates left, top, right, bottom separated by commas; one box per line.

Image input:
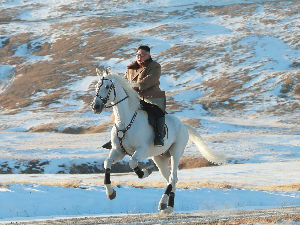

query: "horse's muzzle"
left=92, top=102, right=104, bottom=114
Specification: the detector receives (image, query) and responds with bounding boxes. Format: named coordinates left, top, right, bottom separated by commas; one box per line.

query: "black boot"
left=102, top=141, right=112, bottom=149
left=154, top=116, right=165, bottom=147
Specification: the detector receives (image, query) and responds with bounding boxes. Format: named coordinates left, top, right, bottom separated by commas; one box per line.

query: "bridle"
left=95, top=77, right=128, bottom=108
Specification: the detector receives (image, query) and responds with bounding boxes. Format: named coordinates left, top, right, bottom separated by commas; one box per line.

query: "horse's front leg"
left=129, top=147, right=152, bottom=179
left=103, top=148, right=125, bottom=200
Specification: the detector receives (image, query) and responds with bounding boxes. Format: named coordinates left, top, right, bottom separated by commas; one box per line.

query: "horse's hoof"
left=142, top=168, right=152, bottom=178
left=106, top=189, right=116, bottom=200
left=160, top=206, right=173, bottom=215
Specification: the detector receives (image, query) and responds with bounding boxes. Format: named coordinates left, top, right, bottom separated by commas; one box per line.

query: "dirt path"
left=2, top=207, right=299, bottom=225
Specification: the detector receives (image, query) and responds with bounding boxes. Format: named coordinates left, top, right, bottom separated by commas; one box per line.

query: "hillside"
left=1, top=0, right=300, bottom=126
left=1, top=0, right=300, bottom=173
left=0, top=0, right=299, bottom=221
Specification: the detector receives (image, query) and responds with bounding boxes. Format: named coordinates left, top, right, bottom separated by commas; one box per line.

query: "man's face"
left=136, top=49, right=150, bottom=66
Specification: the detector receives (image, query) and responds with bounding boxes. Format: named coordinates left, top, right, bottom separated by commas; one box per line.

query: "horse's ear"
left=104, top=67, right=111, bottom=77
left=96, top=68, right=102, bottom=77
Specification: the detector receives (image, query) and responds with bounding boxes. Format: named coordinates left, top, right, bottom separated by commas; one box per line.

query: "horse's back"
left=165, top=114, right=186, bottom=130
left=166, top=114, right=188, bottom=140
left=125, top=112, right=189, bottom=157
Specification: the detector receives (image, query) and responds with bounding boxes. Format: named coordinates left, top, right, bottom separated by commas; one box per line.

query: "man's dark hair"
left=138, top=45, right=150, bottom=53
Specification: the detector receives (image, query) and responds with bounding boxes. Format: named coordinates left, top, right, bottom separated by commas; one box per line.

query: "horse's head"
left=91, top=68, right=116, bottom=114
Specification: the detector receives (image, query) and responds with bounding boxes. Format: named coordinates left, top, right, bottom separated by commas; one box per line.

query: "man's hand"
left=131, top=82, right=140, bottom=92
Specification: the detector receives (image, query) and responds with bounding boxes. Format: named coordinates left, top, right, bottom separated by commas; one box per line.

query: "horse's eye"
left=105, top=84, right=110, bottom=89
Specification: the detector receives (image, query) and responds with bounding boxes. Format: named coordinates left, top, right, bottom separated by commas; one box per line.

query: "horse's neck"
left=112, top=88, right=136, bottom=128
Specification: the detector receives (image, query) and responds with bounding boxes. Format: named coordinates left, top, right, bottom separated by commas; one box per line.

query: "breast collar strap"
left=115, top=111, right=138, bottom=156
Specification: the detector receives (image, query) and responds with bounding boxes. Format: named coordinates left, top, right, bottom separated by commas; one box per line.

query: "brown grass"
left=179, top=156, right=212, bottom=169
left=3, top=177, right=299, bottom=193
left=28, top=123, right=59, bottom=133
left=259, top=183, right=300, bottom=192
left=115, top=180, right=234, bottom=190
left=180, top=118, right=201, bottom=127
left=121, top=180, right=300, bottom=192
left=59, top=124, right=112, bottom=134
left=28, top=122, right=112, bottom=134
left=293, top=82, right=300, bottom=96
left=210, top=3, right=258, bottom=17
left=0, top=183, right=9, bottom=189
left=219, top=213, right=300, bottom=225
left=280, top=75, right=295, bottom=94
left=166, top=96, right=183, bottom=113
left=58, top=181, right=88, bottom=189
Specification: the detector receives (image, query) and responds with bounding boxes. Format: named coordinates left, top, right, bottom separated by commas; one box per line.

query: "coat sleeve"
left=138, top=63, right=161, bottom=91
left=123, top=69, right=129, bottom=80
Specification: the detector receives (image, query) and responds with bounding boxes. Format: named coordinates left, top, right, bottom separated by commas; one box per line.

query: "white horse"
left=92, top=68, right=226, bottom=214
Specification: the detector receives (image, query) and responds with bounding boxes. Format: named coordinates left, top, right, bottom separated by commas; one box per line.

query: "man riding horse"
left=103, top=45, right=166, bottom=149
left=92, top=55, right=226, bottom=213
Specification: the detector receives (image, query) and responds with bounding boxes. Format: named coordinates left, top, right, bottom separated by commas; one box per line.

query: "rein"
left=107, top=95, right=129, bottom=108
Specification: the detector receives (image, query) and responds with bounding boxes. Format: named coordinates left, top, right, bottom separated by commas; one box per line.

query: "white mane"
left=106, top=73, right=140, bottom=111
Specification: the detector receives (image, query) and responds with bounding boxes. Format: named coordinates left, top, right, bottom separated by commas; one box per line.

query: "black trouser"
left=140, top=100, right=165, bottom=146
left=140, top=100, right=165, bottom=119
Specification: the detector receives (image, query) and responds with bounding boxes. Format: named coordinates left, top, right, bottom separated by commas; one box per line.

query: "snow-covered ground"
left=0, top=0, right=299, bottom=222
left=1, top=160, right=299, bottom=221
left=0, top=182, right=298, bottom=221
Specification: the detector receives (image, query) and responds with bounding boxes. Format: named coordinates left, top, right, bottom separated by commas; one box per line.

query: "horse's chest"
left=113, top=118, right=152, bottom=156
left=114, top=132, right=136, bottom=155
left=122, top=138, right=137, bottom=156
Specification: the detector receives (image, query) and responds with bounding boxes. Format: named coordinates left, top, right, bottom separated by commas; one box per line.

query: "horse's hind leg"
left=158, top=154, right=181, bottom=214
left=153, top=155, right=171, bottom=211
left=153, top=154, right=171, bottom=182
left=160, top=138, right=186, bottom=214
left=161, top=156, right=182, bottom=214
left=103, top=148, right=125, bottom=200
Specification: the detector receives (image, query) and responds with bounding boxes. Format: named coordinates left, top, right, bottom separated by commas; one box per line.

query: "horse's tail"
left=185, top=124, right=226, bottom=165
